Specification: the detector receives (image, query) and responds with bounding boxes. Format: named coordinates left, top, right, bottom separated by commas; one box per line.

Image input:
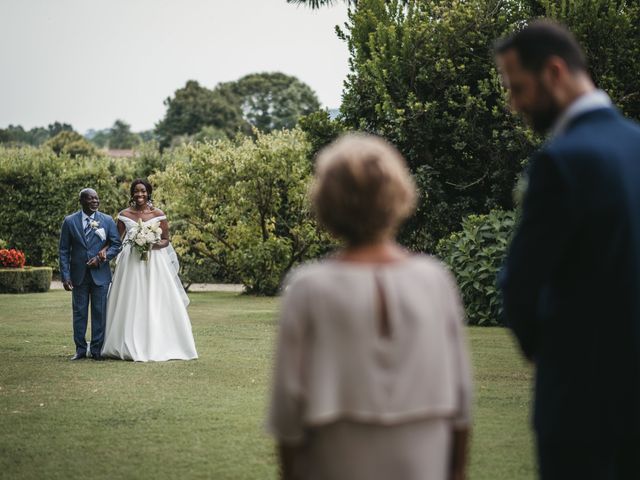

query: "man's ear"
left=543, top=55, right=569, bottom=88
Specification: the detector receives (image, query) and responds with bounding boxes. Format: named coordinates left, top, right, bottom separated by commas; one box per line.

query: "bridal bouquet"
left=125, top=219, right=162, bottom=261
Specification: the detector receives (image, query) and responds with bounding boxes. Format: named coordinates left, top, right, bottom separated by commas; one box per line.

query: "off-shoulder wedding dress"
left=101, top=215, right=198, bottom=362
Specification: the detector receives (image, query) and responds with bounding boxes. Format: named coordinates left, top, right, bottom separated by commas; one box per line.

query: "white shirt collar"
left=82, top=211, right=96, bottom=223
left=551, top=89, right=612, bottom=138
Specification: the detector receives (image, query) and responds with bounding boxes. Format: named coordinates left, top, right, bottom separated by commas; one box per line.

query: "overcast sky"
left=0, top=0, right=349, bottom=133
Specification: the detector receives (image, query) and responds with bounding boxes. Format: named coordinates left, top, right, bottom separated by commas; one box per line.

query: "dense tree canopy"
left=108, top=120, right=141, bottom=149
left=334, top=0, right=536, bottom=251
left=0, top=122, right=73, bottom=147
left=223, top=72, right=321, bottom=132
left=155, top=80, right=249, bottom=148
left=155, top=74, right=321, bottom=147
left=532, top=0, right=640, bottom=120
left=297, top=0, right=640, bottom=252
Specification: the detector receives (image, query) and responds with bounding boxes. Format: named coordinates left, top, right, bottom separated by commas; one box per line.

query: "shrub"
left=0, top=267, right=52, bottom=293
left=178, top=253, right=227, bottom=291
left=153, top=129, right=332, bottom=295
left=0, top=248, right=26, bottom=268
left=44, top=131, right=98, bottom=158
left=297, top=110, right=347, bottom=159
left=436, top=209, right=516, bottom=326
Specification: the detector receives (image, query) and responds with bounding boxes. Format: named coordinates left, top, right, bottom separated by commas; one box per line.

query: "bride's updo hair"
left=311, top=133, right=417, bottom=246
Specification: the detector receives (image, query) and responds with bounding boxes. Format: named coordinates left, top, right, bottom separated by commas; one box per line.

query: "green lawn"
left=0, top=291, right=535, bottom=479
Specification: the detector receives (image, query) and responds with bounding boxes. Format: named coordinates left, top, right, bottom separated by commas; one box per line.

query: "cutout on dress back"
left=374, top=272, right=392, bottom=339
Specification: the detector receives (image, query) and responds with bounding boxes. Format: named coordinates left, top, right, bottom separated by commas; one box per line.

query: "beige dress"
left=267, top=255, right=473, bottom=480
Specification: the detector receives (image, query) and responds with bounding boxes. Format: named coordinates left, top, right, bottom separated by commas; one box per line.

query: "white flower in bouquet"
left=145, top=231, right=158, bottom=243
left=124, top=219, right=163, bottom=261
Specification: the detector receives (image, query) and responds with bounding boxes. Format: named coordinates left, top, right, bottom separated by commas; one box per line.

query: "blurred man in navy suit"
left=496, top=21, right=640, bottom=479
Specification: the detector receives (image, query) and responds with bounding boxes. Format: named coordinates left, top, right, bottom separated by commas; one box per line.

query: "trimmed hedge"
left=0, top=267, right=52, bottom=293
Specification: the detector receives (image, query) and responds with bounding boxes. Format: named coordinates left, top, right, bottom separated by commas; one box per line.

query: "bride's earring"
left=129, top=197, right=136, bottom=207
left=147, top=199, right=153, bottom=209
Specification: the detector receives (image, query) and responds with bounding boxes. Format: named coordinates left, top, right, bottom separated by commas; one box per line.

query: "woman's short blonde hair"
left=311, top=133, right=417, bottom=246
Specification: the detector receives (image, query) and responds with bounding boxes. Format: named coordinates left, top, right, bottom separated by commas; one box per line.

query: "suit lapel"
left=87, top=211, right=106, bottom=246
left=75, top=211, right=88, bottom=248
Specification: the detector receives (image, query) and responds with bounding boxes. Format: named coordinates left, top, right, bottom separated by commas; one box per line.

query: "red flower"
left=0, top=248, right=26, bottom=268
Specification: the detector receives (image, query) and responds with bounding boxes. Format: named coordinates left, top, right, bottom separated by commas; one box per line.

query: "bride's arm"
left=153, top=216, right=170, bottom=250
left=117, top=218, right=126, bottom=239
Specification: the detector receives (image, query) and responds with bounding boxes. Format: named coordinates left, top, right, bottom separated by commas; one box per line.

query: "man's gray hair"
left=79, top=188, right=97, bottom=200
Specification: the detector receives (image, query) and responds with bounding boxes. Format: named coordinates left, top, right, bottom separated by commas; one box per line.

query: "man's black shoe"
left=70, top=353, right=87, bottom=361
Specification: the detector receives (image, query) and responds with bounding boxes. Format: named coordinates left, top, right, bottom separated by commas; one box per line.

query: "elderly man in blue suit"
left=59, top=188, right=121, bottom=361
left=496, top=21, right=640, bottom=479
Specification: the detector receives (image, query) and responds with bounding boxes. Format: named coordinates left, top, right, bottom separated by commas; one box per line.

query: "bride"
left=101, top=178, right=198, bottom=362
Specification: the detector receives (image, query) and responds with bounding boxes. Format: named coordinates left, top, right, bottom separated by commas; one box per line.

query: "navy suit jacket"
left=59, top=210, right=122, bottom=286
left=500, top=108, right=640, bottom=442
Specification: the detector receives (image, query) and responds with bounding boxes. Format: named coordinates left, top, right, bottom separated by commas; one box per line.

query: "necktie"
left=84, top=217, right=92, bottom=238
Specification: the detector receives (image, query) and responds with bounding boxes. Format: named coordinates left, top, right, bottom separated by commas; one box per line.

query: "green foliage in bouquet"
left=152, top=129, right=332, bottom=295
left=436, top=209, right=516, bottom=326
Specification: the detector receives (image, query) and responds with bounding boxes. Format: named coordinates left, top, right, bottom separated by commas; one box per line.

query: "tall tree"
left=47, top=122, right=73, bottom=137
left=87, top=128, right=110, bottom=148
left=155, top=80, right=248, bottom=148
left=312, top=0, right=640, bottom=252
left=335, top=0, right=536, bottom=251
left=0, top=124, right=69, bottom=146
left=529, top=0, right=640, bottom=120
left=222, top=72, right=321, bottom=132
left=109, top=119, right=141, bottom=149
left=155, top=74, right=321, bottom=147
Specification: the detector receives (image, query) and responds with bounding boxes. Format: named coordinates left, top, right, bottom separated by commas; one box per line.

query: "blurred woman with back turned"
left=267, top=134, right=472, bottom=480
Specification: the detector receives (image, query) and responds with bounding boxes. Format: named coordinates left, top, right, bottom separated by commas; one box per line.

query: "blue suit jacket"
left=500, top=108, right=640, bottom=442
left=59, top=210, right=122, bottom=286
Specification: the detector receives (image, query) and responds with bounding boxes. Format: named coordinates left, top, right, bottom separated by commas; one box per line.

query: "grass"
left=0, top=291, right=535, bottom=479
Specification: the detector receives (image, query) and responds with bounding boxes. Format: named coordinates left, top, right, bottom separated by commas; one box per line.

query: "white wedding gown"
left=102, top=215, right=198, bottom=362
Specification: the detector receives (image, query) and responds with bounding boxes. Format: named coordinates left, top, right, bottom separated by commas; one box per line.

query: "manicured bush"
left=0, top=248, right=26, bottom=268
left=436, top=209, right=516, bottom=326
left=153, top=129, right=332, bottom=295
left=0, top=267, right=52, bottom=293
